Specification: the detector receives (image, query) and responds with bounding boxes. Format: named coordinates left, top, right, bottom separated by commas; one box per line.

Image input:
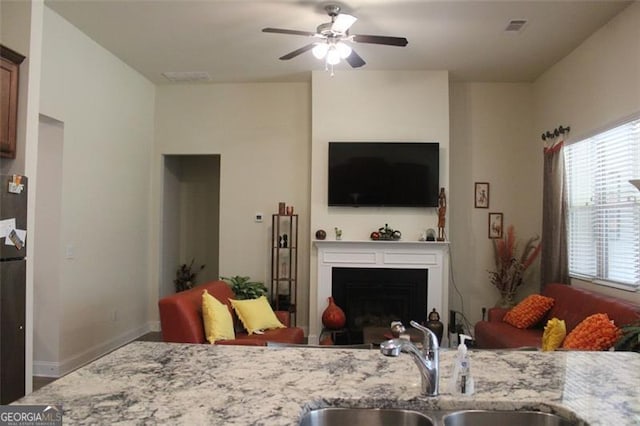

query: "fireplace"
left=312, top=240, right=449, bottom=345
left=332, top=267, right=427, bottom=343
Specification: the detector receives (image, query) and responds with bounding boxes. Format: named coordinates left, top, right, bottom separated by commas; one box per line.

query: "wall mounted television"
left=328, top=142, right=440, bottom=207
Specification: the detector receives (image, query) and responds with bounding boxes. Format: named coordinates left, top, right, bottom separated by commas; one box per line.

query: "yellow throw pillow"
left=562, top=313, right=622, bottom=351
left=202, top=290, right=235, bottom=343
left=230, top=296, right=285, bottom=335
left=542, top=318, right=566, bottom=351
left=503, top=294, right=555, bottom=329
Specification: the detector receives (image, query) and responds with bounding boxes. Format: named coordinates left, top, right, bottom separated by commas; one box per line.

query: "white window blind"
left=565, top=118, right=640, bottom=289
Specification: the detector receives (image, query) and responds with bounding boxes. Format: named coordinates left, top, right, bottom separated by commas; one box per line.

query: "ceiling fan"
left=262, top=4, right=408, bottom=72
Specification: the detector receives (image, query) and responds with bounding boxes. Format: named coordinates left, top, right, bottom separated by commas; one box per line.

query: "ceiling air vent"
left=162, top=71, right=212, bottom=83
left=505, top=19, right=527, bottom=33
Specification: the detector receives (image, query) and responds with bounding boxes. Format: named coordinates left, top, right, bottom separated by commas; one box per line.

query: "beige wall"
left=36, top=6, right=156, bottom=375
left=449, top=82, right=540, bottom=326
left=533, top=1, right=640, bottom=305
left=151, top=83, right=311, bottom=328
left=309, top=70, right=450, bottom=341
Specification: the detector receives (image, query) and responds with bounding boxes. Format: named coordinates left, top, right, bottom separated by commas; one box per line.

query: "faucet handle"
left=410, top=320, right=440, bottom=352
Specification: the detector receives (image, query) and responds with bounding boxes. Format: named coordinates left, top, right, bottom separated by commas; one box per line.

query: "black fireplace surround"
left=331, top=267, right=428, bottom=343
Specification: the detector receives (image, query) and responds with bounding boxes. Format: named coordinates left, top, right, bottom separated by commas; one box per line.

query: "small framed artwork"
left=488, top=212, right=503, bottom=239
left=474, top=182, right=489, bottom=208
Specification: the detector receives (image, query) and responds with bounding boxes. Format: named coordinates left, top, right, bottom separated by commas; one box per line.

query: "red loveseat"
left=158, top=280, right=304, bottom=346
left=475, top=283, right=640, bottom=349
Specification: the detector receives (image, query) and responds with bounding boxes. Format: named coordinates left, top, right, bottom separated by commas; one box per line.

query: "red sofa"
left=475, top=283, right=640, bottom=349
left=158, top=280, right=304, bottom=346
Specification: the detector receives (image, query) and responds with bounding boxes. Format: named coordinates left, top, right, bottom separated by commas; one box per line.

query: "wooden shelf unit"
left=270, top=213, right=298, bottom=325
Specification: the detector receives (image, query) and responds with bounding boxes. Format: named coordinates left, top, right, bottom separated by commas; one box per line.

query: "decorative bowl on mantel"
left=371, top=224, right=401, bottom=241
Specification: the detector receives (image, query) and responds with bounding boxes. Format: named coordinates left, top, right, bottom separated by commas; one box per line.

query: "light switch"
left=255, top=213, right=264, bottom=223
left=66, top=244, right=75, bottom=259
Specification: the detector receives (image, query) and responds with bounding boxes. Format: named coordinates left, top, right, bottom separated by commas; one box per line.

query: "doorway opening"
left=161, top=155, right=220, bottom=298
left=33, top=115, right=64, bottom=378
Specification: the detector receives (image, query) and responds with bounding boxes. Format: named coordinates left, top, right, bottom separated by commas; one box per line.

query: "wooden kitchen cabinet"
left=1, top=45, right=25, bottom=159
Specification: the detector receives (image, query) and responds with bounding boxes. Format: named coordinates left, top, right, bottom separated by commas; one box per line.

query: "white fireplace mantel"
left=310, top=240, right=450, bottom=344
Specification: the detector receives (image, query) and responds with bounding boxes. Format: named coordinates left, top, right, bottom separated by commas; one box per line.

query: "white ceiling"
left=45, top=0, right=632, bottom=84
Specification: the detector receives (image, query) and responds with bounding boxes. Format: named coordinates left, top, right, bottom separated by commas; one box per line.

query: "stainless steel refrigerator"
left=0, top=174, right=26, bottom=403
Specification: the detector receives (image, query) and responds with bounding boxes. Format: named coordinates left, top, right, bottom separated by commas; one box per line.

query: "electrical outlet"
left=255, top=213, right=263, bottom=223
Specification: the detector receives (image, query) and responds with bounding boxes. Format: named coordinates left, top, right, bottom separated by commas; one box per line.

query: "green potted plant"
left=615, top=320, right=640, bottom=352
left=222, top=275, right=267, bottom=300
left=174, top=259, right=205, bottom=292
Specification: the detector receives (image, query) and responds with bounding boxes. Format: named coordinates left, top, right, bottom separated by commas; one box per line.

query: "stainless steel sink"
left=299, top=408, right=577, bottom=426
left=298, top=408, right=435, bottom=426
left=442, top=410, right=575, bottom=426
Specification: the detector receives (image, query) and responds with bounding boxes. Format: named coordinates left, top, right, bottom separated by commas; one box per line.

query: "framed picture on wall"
left=474, top=182, right=489, bottom=208
left=488, top=212, right=503, bottom=239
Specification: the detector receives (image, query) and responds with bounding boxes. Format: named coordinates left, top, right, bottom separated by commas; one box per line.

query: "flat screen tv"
left=328, top=142, right=440, bottom=207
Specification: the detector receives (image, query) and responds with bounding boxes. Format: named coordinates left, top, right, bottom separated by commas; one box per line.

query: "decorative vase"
left=496, top=293, right=516, bottom=309
left=322, top=296, right=346, bottom=330
left=424, top=308, right=444, bottom=345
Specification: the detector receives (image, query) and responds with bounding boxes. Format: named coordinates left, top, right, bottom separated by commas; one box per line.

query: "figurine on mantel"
left=437, top=188, right=446, bottom=241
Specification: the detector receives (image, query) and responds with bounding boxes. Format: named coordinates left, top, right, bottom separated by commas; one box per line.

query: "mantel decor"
left=370, top=223, right=401, bottom=241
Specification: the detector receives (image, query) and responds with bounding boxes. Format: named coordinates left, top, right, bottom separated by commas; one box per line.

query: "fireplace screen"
left=331, top=267, right=427, bottom=343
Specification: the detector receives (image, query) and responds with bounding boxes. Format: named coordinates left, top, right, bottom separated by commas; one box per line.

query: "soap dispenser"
left=450, top=334, right=475, bottom=395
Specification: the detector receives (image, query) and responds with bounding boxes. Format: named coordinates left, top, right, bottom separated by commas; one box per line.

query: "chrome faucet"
left=380, top=320, right=439, bottom=396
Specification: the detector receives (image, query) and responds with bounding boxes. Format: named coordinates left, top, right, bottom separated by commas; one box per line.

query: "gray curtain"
left=541, top=136, right=569, bottom=288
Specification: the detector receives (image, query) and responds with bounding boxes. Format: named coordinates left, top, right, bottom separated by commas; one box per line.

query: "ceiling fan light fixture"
left=336, top=41, right=352, bottom=59
left=312, top=43, right=329, bottom=59
left=326, top=46, right=341, bottom=65
left=263, top=5, right=408, bottom=73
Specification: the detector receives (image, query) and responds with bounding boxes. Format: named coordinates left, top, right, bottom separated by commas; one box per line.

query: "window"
left=565, top=118, right=640, bottom=289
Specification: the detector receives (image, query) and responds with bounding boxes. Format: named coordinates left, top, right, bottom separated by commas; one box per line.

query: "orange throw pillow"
left=503, top=294, right=555, bottom=329
left=562, top=313, right=622, bottom=351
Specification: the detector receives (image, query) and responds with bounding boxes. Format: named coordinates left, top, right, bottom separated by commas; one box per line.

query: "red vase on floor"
left=322, top=296, right=346, bottom=330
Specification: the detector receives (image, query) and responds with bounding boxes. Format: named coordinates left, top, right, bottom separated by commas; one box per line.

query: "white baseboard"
left=308, top=333, right=319, bottom=345
left=33, top=321, right=156, bottom=378
left=148, top=320, right=161, bottom=332
left=32, top=361, right=60, bottom=378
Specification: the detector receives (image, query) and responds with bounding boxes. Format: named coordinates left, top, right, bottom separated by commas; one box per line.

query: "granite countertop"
left=16, top=342, right=640, bottom=425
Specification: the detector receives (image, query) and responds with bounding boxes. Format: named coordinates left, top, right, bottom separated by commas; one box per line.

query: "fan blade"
left=345, top=49, right=366, bottom=68
left=279, top=43, right=315, bottom=60
left=263, top=28, right=317, bottom=37
left=332, top=14, right=357, bottom=33
left=352, top=34, right=408, bottom=47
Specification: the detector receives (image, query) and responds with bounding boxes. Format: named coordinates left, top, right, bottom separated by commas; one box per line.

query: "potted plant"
left=488, top=225, right=541, bottom=308
left=615, top=320, right=640, bottom=352
left=174, top=259, right=205, bottom=292
left=222, top=275, right=267, bottom=300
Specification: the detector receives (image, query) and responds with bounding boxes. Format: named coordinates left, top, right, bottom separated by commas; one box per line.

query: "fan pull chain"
left=324, top=58, right=335, bottom=77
